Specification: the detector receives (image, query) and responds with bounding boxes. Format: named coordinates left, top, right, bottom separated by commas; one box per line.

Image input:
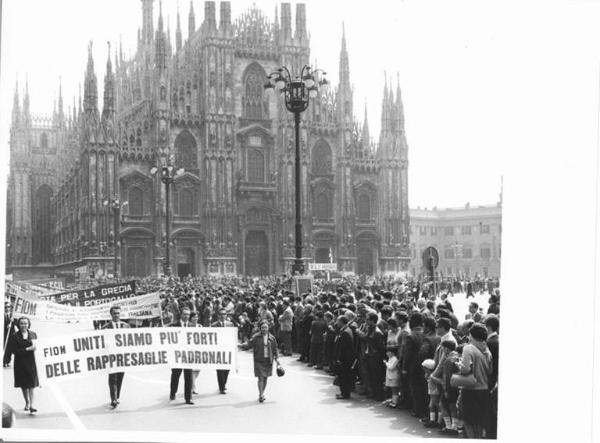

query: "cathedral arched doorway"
left=126, top=248, right=147, bottom=277
left=32, top=185, right=52, bottom=264
left=177, top=248, right=195, bottom=278
left=357, top=247, right=374, bottom=276
left=245, top=230, right=268, bottom=276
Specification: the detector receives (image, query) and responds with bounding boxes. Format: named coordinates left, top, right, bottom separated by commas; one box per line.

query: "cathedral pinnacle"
left=189, top=0, right=196, bottom=39
left=176, top=2, right=182, bottom=51
left=103, top=41, right=115, bottom=119
left=12, top=79, right=20, bottom=126
left=84, top=41, right=98, bottom=113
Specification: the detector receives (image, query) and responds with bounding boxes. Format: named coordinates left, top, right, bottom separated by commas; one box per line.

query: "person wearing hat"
left=211, top=309, right=234, bottom=394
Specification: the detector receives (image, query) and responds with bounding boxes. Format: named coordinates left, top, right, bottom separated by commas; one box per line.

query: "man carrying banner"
left=103, top=306, right=130, bottom=408
left=211, top=308, right=234, bottom=394
left=170, top=308, right=194, bottom=404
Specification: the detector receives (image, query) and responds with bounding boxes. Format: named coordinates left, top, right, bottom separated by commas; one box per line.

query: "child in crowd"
left=384, top=348, right=400, bottom=407
left=422, top=358, right=441, bottom=428
left=432, top=339, right=460, bottom=436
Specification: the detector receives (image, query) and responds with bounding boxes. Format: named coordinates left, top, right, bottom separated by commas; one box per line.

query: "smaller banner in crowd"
left=12, top=292, right=161, bottom=322
left=35, top=327, right=238, bottom=381
left=5, top=281, right=60, bottom=299
left=38, top=281, right=137, bottom=306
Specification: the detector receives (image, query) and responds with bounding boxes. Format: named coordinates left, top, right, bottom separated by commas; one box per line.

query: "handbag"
left=450, top=373, right=478, bottom=389
left=276, top=364, right=285, bottom=377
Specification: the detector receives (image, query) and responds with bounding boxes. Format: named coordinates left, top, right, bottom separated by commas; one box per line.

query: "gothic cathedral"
left=6, top=1, right=410, bottom=279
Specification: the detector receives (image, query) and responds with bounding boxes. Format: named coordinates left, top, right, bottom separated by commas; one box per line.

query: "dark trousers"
left=170, top=368, right=193, bottom=401
left=339, top=367, right=355, bottom=398
left=309, top=342, right=323, bottom=365
left=217, top=370, right=229, bottom=392
left=108, top=372, right=124, bottom=402
left=408, top=374, right=428, bottom=418
left=488, top=388, right=498, bottom=438
left=366, top=355, right=385, bottom=401
left=280, top=330, right=292, bottom=355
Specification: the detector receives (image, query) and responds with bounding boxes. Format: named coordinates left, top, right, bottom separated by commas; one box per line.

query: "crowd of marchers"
left=136, top=274, right=499, bottom=439
left=4, top=274, right=499, bottom=438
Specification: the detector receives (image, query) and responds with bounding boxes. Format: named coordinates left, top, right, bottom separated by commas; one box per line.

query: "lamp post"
left=264, top=65, right=328, bottom=275
left=151, top=162, right=184, bottom=276
left=103, top=197, right=123, bottom=279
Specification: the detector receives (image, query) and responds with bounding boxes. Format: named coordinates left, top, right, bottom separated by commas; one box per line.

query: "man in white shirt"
left=103, top=306, right=130, bottom=408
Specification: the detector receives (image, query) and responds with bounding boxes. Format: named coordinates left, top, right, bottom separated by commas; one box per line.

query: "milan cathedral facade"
left=6, top=1, right=410, bottom=279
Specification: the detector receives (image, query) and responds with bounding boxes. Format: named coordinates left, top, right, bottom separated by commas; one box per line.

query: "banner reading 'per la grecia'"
left=35, top=327, right=238, bottom=382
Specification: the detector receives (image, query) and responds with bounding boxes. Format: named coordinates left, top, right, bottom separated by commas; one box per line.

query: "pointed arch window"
left=129, top=186, right=144, bottom=216
left=247, top=149, right=264, bottom=182
left=314, top=193, right=332, bottom=220
left=358, top=194, right=371, bottom=221
left=40, top=133, right=49, bottom=150
left=243, top=63, right=267, bottom=120
left=174, top=130, right=198, bottom=170
left=312, top=141, right=332, bottom=175
left=179, top=189, right=194, bottom=217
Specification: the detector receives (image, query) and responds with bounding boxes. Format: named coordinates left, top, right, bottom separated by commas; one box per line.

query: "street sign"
left=422, top=246, right=439, bottom=271
left=309, top=263, right=337, bottom=272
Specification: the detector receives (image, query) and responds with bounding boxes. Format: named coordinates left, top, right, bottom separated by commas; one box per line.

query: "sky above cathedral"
left=0, top=0, right=598, bottom=210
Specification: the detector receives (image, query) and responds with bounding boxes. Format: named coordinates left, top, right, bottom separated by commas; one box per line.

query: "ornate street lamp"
left=103, top=197, right=124, bottom=279
left=264, top=65, right=328, bottom=275
left=150, top=161, right=184, bottom=276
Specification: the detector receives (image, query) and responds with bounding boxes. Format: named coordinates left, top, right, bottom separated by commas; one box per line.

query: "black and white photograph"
left=1, top=1, right=599, bottom=442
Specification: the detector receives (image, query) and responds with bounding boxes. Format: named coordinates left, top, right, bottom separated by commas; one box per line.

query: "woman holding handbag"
left=241, top=320, right=281, bottom=402
left=456, top=323, right=493, bottom=439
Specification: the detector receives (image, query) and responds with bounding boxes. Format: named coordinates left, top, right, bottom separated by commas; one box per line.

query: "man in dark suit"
left=170, top=308, right=194, bottom=404
left=402, top=312, right=427, bottom=419
left=3, top=302, right=17, bottom=367
left=103, top=305, right=130, bottom=408
left=211, top=309, right=234, bottom=394
left=332, top=316, right=356, bottom=399
left=484, top=314, right=500, bottom=439
left=358, top=312, right=386, bottom=401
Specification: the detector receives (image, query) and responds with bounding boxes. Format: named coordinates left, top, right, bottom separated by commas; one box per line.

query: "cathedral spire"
left=380, top=72, right=389, bottom=137
left=12, top=79, right=20, bottom=126
left=395, top=72, right=405, bottom=135
left=84, top=41, right=98, bottom=113
left=176, top=2, right=182, bottom=51
left=203, top=1, right=216, bottom=33
left=281, top=3, right=291, bottom=42
left=295, top=4, right=307, bottom=42
left=23, top=75, right=30, bottom=126
left=58, top=76, right=64, bottom=124
left=188, top=0, right=196, bottom=39
left=141, top=0, right=154, bottom=46
left=103, top=41, right=115, bottom=120
left=155, top=1, right=167, bottom=71
left=339, top=22, right=350, bottom=87
left=219, top=2, right=231, bottom=33
left=362, top=99, right=370, bottom=150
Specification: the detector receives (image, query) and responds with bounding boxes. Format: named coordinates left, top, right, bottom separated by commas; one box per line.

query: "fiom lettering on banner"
left=39, top=281, right=137, bottom=306
left=12, top=292, right=161, bottom=322
left=35, top=327, right=238, bottom=381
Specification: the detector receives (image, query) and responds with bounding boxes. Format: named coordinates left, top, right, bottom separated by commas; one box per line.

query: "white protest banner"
left=35, top=327, right=238, bottom=382
left=12, top=292, right=161, bottom=322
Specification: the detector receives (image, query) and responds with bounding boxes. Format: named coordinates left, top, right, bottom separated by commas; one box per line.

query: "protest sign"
left=35, top=327, right=238, bottom=381
left=38, top=281, right=137, bottom=306
left=6, top=281, right=59, bottom=299
left=12, top=292, right=161, bottom=322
